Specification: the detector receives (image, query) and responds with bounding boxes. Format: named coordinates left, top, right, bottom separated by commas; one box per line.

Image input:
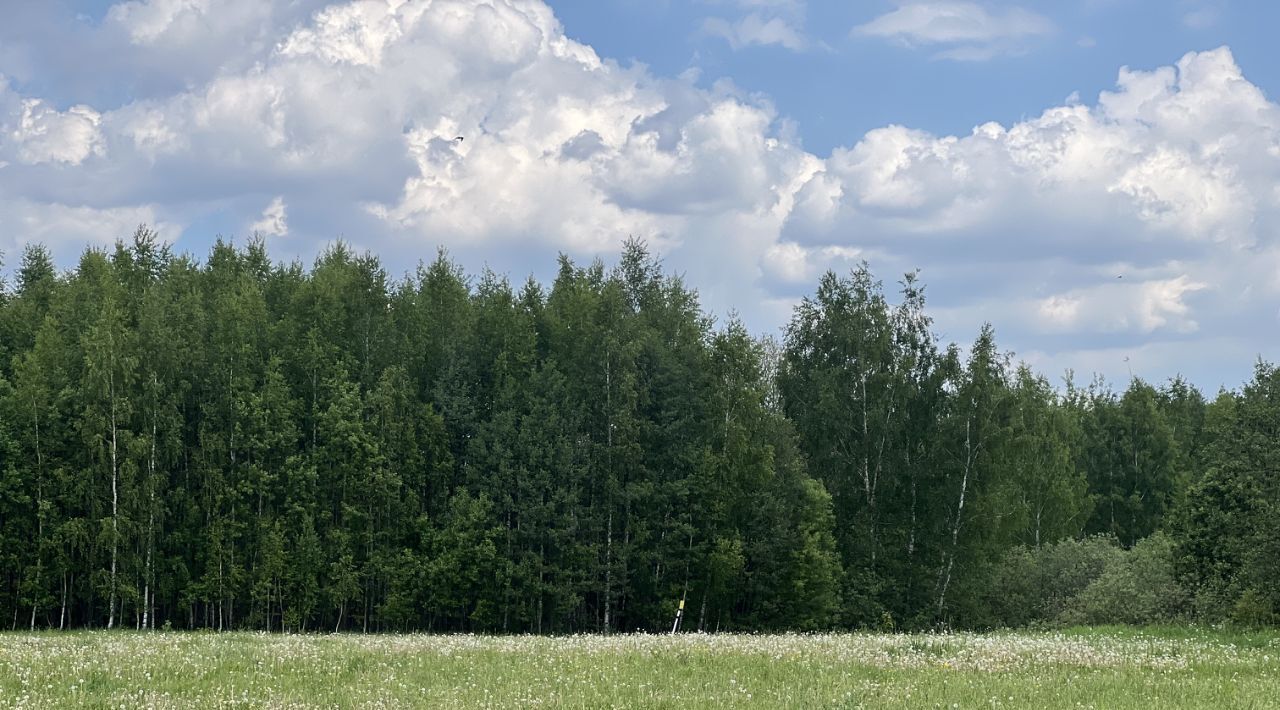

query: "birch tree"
left=78, top=251, right=137, bottom=628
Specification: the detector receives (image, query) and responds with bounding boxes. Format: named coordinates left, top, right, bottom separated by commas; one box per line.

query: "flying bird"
left=453, top=136, right=464, bottom=142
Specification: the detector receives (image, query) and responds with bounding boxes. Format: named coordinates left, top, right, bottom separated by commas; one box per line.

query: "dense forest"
left=0, top=229, right=1276, bottom=633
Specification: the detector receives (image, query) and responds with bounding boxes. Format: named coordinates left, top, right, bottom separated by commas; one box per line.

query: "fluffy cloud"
left=0, top=0, right=1277, bottom=390
left=0, top=0, right=818, bottom=312
left=0, top=197, right=171, bottom=250
left=761, top=242, right=866, bottom=285
left=107, top=0, right=214, bottom=45
left=1034, top=276, right=1208, bottom=334
left=789, top=46, right=1279, bottom=255
left=854, top=1, right=1053, bottom=60
left=9, top=98, right=105, bottom=165
left=103, top=0, right=310, bottom=55
left=783, top=46, right=1280, bottom=385
left=250, top=196, right=289, bottom=237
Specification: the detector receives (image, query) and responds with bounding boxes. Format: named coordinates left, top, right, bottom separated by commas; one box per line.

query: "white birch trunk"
left=602, top=349, right=613, bottom=634
left=937, top=413, right=973, bottom=616
left=30, top=400, right=43, bottom=631
left=108, top=368, right=119, bottom=630
left=143, top=388, right=156, bottom=630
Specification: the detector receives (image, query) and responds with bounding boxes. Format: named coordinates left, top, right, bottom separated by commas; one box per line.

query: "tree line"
left=0, top=229, right=1275, bottom=632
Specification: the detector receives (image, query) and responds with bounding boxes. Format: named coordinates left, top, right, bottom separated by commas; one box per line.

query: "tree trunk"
left=537, top=542, right=545, bottom=634
left=602, top=347, right=613, bottom=634
left=143, top=387, right=157, bottom=631
left=860, top=374, right=875, bottom=563
left=937, top=413, right=973, bottom=617
left=108, top=368, right=119, bottom=630
left=907, top=448, right=916, bottom=558
left=217, top=554, right=224, bottom=632
left=603, top=510, right=613, bottom=633
left=698, top=585, right=708, bottom=633
left=30, top=401, right=43, bottom=631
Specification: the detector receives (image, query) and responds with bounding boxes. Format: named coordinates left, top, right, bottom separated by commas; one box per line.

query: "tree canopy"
left=0, top=231, right=1271, bottom=631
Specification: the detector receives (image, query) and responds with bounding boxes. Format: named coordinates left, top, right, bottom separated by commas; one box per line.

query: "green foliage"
left=1080, top=380, right=1178, bottom=546
left=995, top=367, right=1090, bottom=548
left=984, top=534, right=1189, bottom=628
left=1231, top=589, right=1278, bottom=628
left=1169, top=363, right=1280, bottom=624
left=985, top=535, right=1124, bottom=627
left=0, top=233, right=1266, bottom=632
left=1063, top=533, right=1188, bottom=626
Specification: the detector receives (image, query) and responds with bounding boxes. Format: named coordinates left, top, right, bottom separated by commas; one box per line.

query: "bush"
left=984, top=547, right=1038, bottom=627
left=984, top=534, right=1192, bottom=628
left=1231, top=589, right=1278, bottom=628
left=986, top=535, right=1123, bottom=626
left=1062, top=533, right=1189, bottom=625
left=1034, top=536, right=1126, bottom=621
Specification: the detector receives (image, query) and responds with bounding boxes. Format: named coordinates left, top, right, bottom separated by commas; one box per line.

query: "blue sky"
left=554, top=2, right=1274, bottom=146
left=1, top=0, right=1278, bottom=391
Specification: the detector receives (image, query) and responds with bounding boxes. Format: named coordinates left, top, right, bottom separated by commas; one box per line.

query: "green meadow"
left=2, top=627, right=1277, bottom=708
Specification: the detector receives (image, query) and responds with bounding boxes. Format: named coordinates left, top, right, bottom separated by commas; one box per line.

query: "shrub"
left=986, top=535, right=1123, bottom=626
left=1231, top=589, right=1278, bottom=628
left=1062, top=533, right=1189, bottom=625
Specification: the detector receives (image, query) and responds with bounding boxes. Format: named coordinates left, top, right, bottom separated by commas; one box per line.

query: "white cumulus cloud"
left=783, top=46, right=1280, bottom=386
left=9, top=98, right=105, bottom=165
left=250, top=196, right=289, bottom=237
left=0, top=0, right=1278, bottom=390
left=1034, top=276, right=1208, bottom=334
left=107, top=0, right=212, bottom=45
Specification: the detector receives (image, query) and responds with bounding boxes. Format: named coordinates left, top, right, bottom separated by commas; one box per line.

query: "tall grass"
left=1, top=629, right=1277, bottom=708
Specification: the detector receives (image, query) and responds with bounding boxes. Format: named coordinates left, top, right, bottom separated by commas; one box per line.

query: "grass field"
left=1, top=627, right=1277, bottom=708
